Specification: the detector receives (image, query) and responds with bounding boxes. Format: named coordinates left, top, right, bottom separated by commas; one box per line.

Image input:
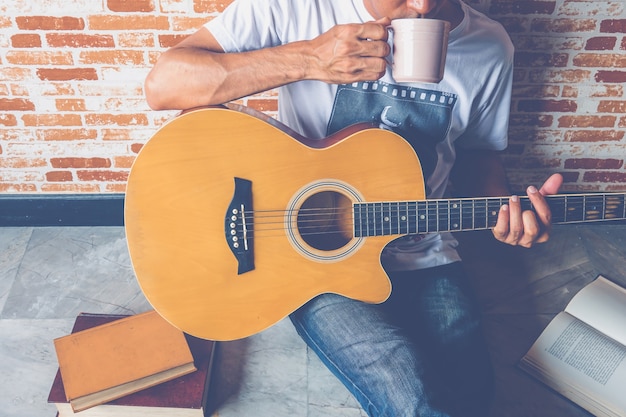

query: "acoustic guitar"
left=125, top=104, right=626, bottom=341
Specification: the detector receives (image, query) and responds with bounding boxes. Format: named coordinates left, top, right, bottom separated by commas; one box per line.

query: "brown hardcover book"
left=53, top=310, right=197, bottom=412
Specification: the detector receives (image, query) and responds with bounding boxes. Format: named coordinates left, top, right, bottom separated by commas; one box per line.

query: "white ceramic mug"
left=390, top=18, right=450, bottom=83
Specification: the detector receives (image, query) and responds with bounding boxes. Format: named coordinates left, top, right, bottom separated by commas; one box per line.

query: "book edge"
left=70, top=363, right=197, bottom=412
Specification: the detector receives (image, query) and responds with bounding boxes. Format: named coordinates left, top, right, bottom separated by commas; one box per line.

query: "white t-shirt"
left=206, top=0, right=514, bottom=271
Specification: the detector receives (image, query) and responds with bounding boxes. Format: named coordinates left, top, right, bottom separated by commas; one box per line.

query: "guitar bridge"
left=225, top=177, right=254, bottom=274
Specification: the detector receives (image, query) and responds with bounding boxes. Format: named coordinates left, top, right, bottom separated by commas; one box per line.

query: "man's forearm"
left=145, top=41, right=310, bottom=110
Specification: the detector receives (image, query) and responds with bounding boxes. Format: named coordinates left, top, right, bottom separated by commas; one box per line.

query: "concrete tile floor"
left=3, top=224, right=625, bottom=416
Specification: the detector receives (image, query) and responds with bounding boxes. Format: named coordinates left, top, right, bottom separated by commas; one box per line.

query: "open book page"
left=520, top=311, right=626, bottom=417
left=565, top=276, right=626, bottom=346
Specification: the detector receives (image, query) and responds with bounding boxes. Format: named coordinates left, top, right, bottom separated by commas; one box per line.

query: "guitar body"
left=125, top=106, right=425, bottom=341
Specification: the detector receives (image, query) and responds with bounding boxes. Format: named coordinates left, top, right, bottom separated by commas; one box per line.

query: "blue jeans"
left=289, top=262, right=493, bottom=417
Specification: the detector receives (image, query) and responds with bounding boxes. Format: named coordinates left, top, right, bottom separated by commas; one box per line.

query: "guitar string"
left=234, top=205, right=500, bottom=239
left=229, top=194, right=625, bottom=240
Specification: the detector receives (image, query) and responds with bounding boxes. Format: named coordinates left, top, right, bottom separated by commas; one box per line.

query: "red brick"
left=573, top=53, right=626, bottom=68
left=37, top=68, right=98, bottom=81
left=51, top=157, right=112, bottom=169
left=16, top=16, right=85, bottom=30
left=557, top=115, right=616, bottom=128
left=513, top=35, right=584, bottom=52
left=40, top=129, right=98, bottom=141
left=85, top=114, right=149, bottom=126
left=597, top=100, right=626, bottom=113
left=11, top=34, right=42, bottom=48
left=595, top=71, right=626, bottom=83
left=0, top=98, right=35, bottom=111
left=89, top=15, right=170, bottom=30
left=172, top=16, right=214, bottom=32
left=22, top=114, right=82, bottom=127
left=531, top=18, right=597, bottom=33
left=106, top=183, right=128, bottom=193
left=564, top=158, right=623, bottom=169
left=600, top=19, right=626, bottom=33
left=31, top=83, right=75, bottom=97
left=0, top=67, right=34, bottom=81
left=6, top=51, right=73, bottom=66
left=102, top=129, right=133, bottom=141
left=564, top=130, right=625, bottom=142
left=46, top=34, right=115, bottom=48
left=0, top=157, right=46, bottom=168
left=512, top=84, right=560, bottom=98
left=247, top=99, right=278, bottom=113
left=571, top=85, right=624, bottom=98
left=194, top=0, right=233, bottom=13
left=0, top=114, right=18, bottom=126
left=517, top=99, right=578, bottom=112
left=508, top=128, right=563, bottom=142
left=583, top=171, right=626, bottom=183
left=158, top=34, right=190, bottom=48
left=118, top=33, right=155, bottom=48
left=107, top=0, right=155, bottom=12
left=56, top=99, right=86, bottom=111
left=0, top=184, right=38, bottom=192
left=515, top=52, right=569, bottom=67
left=528, top=69, right=591, bottom=83
left=585, top=36, right=618, bottom=51
left=79, top=50, right=145, bottom=66
left=42, top=184, right=101, bottom=192
left=46, top=171, right=74, bottom=182
left=114, top=156, right=136, bottom=168
left=131, top=143, right=144, bottom=154
left=77, top=170, right=129, bottom=182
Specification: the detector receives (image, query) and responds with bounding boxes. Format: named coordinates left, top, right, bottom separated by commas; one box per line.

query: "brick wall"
left=0, top=0, right=624, bottom=194
left=470, top=0, right=626, bottom=191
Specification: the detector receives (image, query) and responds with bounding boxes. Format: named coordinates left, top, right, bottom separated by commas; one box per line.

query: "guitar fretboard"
left=353, top=193, right=626, bottom=238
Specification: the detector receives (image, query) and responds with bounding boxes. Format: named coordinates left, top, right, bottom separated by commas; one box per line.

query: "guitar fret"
left=380, top=202, right=387, bottom=235
left=428, top=201, right=435, bottom=232
left=450, top=199, right=460, bottom=231
left=408, top=201, right=417, bottom=234
left=354, top=203, right=363, bottom=238
left=366, top=203, right=371, bottom=235
left=373, top=202, right=377, bottom=235
left=485, top=199, right=497, bottom=228
left=415, top=201, right=424, bottom=233
left=553, top=196, right=560, bottom=223
left=398, top=202, right=409, bottom=235
left=392, top=202, right=401, bottom=235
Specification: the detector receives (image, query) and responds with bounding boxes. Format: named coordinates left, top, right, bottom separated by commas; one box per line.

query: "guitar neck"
left=353, top=193, right=626, bottom=237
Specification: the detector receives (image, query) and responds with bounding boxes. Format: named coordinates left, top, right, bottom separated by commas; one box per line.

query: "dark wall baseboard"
left=0, top=194, right=125, bottom=227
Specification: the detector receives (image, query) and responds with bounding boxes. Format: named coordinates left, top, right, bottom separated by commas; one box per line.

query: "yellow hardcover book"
left=54, top=310, right=196, bottom=412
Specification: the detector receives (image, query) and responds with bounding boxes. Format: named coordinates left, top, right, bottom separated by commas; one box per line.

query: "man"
left=145, top=0, right=563, bottom=415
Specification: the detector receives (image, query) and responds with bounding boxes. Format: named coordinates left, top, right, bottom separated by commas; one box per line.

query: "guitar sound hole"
left=297, top=191, right=352, bottom=251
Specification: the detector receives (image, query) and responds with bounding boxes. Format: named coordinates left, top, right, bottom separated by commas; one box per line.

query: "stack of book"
left=48, top=311, right=217, bottom=417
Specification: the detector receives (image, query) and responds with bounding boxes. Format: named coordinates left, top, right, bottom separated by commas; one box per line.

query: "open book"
left=519, top=275, right=626, bottom=417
